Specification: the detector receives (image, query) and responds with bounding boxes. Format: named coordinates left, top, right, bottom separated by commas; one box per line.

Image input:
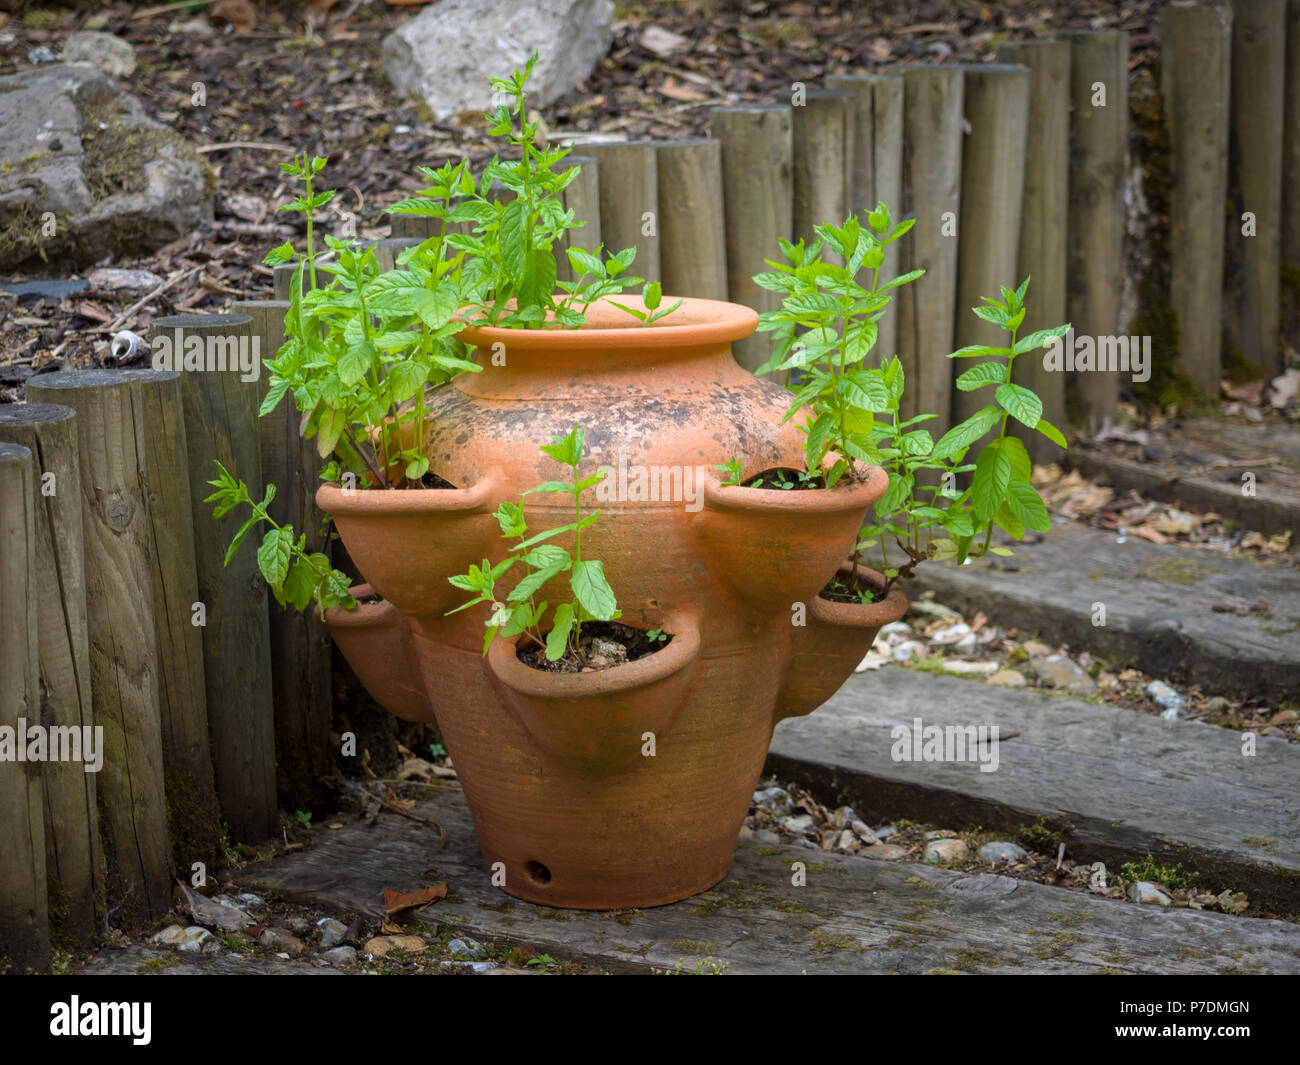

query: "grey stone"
left=0, top=64, right=212, bottom=269
left=863, top=843, right=909, bottom=861
left=1128, top=881, right=1173, bottom=907
left=458, top=960, right=498, bottom=973
left=149, top=924, right=219, bottom=953
left=1146, top=680, right=1186, bottom=716
left=978, top=841, right=1028, bottom=864
left=321, top=945, right=357, bottom=968
left=779, top=814, right=815, bottom=835
left=258, top=927, right=307, bottom=955
left=316, top=917, right=347, bottom=949
left=0, top=279, right=88, bottom=303
left=922, top=838, right=969, bottom=865
left=754, top=829, right=781, bottom=846
left=752, top=785, right=793, bottom=817
left=448, top=936, right=487, bottom=960
left=1037, top=654, right=1097, bottom=695
left=63, top=32, right=136, bottom=77
left=86, top=266, right=161, bottom=293
left=381, top=0, right=615, bottom=122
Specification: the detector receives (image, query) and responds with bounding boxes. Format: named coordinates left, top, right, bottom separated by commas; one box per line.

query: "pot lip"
left=702, top=463, right=889, bottom=515
left=316, top=470, right=498, bottom=515
left=810, top=563, right=909, bottom=628
left=487, top=618, right=701, bottom=699
left=456, top=296, right=758, bottom=351
left=319, top=583, right=397, bottom=626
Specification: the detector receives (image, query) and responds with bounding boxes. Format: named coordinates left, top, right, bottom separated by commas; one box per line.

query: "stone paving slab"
left=240, top=784, right=1300, bottom=974
left=768, top=669, right=1300, bottom=911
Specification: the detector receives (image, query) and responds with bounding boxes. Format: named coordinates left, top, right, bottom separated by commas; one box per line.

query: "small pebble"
left=1128, top=881, right=1172, bottom=907
left=922, top=838, right=969, bottom=864
left=448, top=937, right=487, bottom=960
left=317, top=917, right=348, bottom=950
left=978, top=841, right=1027, bottom=864
left=988, top=669, right=1026, bottom=688
left=321, top=945, right=357, bottom=968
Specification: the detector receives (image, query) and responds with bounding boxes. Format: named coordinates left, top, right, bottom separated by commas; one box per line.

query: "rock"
left=382, top=0, right=615, bottom=122
left=988, top=668, right=1026, bottom=688
left=1021, top=639, right=1052, bottom=658
left=282, top=914, right=311, bottom=934
left=63, top=31, right=136, bottom=77
left=0, top=279, right=89, bottom=305
left=1096, top=671, right=1119, bottom=688
left=737, top=825, right=753, bottom=840
left=835, top=829, right=859, bottom=851
left=879, top=621, right=912, bottom=637
left=752, top=785, right=793, bottom=817
left=1205, top=696, right=1233, bottom=713
left=1269, top=708, right=1298, bottom=726
left=316, top=917, right=348, bottom=949
left=854, top=651, right=891, bottom=672
left=258, top=928, right=306, bottom=956
left=448, top=936, right=487, bottom=960
left=923, top=829, right=957, bottom=840
left=873, top=824, right=897, bottom=840
left=149, top=925, right=219, bottom=953
left=458, top=960, right=499, bottom=973
left=0, top=64, right=213, bottom=269
left=1128, top=881, right=1173, bottom=907
left=908, top=600, right=961, bottom=618
left=1216, top=890, right=1249, bottom=916
left=28, top=46, right=57, bottom=65
left=891, top=640, right=925, bottom=663
left=849, top=820, right=879, bottom=845
left=929, top=622, right=972, bottom=646
left=754, top=829, right=781, bottom=846
left=978, top=841, right=1027, bottom=864
left=779, top=814, right=815, bottom=835
left=1037, top=654, right=1097, bottom=695
left=236, top=893, right=263, bottom=908
left=589, top=637, right=627, bottom=663
left=1146, top=680, right=1185, bottom=716
left=364, top=934, right=428, bottom=958
left=828, top=805, right=856, bottom=829
left=86, top=267, right=162, bottom=294
left=321, top=945, right=357, bottom=968
left=943, top=660, right=999, bottom=677
left=922, top=838, right=969, bottom=865
left=863, top=843, right=909, bottom=861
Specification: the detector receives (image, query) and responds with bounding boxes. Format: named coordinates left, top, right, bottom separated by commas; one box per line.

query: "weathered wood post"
left=1284, top=0, right=1300, bottom=359
left=896, top=65, right=965, bottom=433
left=372, top=236, right=423, bottom=273
left=1224, top=0, right=1286, bottom=381
left=233, top=298, right=334, bottom=815
left=1063, top=30, right=1129, bottom=424
left=710, top=103, right=794, bottom=372
left=557, top=154, right=601, bottom=284
left=996, top=39, right=1071, bottom=461
left=25, top=371, right=172, bottom=926
left=149, top=314, right=278, bottom=842
left=953, top=65, right=1031, bottom=435
left=791, top=88, right=855, bottom=265
left=1160, top=3, right=1234, bottom=397
left=0, top=405, right=102, bottom=943
left=826, top=72, right=904, bottom=360
left=0, top=443, right=49, bottom=970
left=581, top=141, right=661, bottom=283
left=656, top=138, right=728, bottom=301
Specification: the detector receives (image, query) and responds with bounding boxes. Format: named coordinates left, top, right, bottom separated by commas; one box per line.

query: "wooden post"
left=656, top=139, right=729, bottom=301
left=1160, top=3, right=1234, bottom=397
left=557, top=154, right=602, bottom=284
left=149, top=314, right=278, bottom=843
left=25, top=371, right=172, bottom=927
left=896, top=65, right=965, bottom=434
left=826, top=73, right=904, bottom=360
left=1284, top=0, right=1300, bottom=359
left=1224, top=0, right=1286, bottom=380
left=1064, top=30, right=1129, bottom=424
left=581, top=141, right=661, bottom=283
left=372, top=237, right=423, bottom=273
left=389, top=213, right=435, bottom=241
left=0, top=443, right=49, bottom=970
left=233, top=299, right=334, bottom=815
left=125, top=370, right=223, bottom=872
left=996, top=39, right=1072, bottom=461
left=273, top=261, right=297, bottom=303
left=710, top=104, right=793, bottom=372
left=0, top=405, right=102, bottom=944
left=953, top=65, right=1031, bottom=436
left=791, top=89, right=855, bottom=265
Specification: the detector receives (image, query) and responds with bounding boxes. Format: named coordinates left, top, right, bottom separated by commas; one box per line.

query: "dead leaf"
left=177, top=881, right=253, bottom=930
left=641, top=25, right=690, bottom=57
left=1131, top=525, right=1169, bottom=544
left=383, top=882, right=447, bottom=918
left=658, top=81, right=708, bottom=103
left=213, top=0, right=257, bottom=34
left=1221, top=377, right=1265, bottom=405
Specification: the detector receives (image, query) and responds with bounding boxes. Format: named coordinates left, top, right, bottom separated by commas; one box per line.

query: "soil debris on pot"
left=744, top=467, right=827, bottom=490
left=820, top=572, right=886, bottom=605
left=518, top=621, right=671, bottom=673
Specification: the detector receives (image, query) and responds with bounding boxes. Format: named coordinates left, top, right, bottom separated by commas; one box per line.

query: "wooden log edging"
left=0, top=405, right=103, bottom=945
left=0, top=443, right=49, bottom=971
left=896, top=65, right=965, bottom=435
left=1224, top=0, right=1286, bottom=382
left=1063, top=30, right=1129, bottom=425
left=1284, top=0, right=1300, bottom=360
left=25, top=371, right=172, bottom=927
left=557, top=154, right=601, bottom=284
left=954, top=64, right=1031, bottom=437
left=995, top=39, right=1071, bottom=461
left=791, top=88, right=854, bottom=266
left=655, top=139, right=728, bottom=301
left=149, top=314, right=278, bottom=844
left=581, top=141, right=661, bottom=283
left=233, top=299, right=333, bottom=815
left=1160, top=4, right=1233, bottom=398
left=709, top=103, right=793, bottom=372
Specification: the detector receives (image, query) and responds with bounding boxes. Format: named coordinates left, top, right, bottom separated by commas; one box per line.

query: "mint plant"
left=751, top=205, right=1069, bottom=598
left=447, top=426, right=622, bottom=663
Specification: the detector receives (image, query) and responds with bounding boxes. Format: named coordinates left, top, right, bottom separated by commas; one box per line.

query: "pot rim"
left=702, top=463, right=889, bottom=515
left=810, top=563, right=909, bottom=628
left=319, top=583, right=396, bottom=626
left=316, top=470, right=498, bottom=515
left=456, top=296, right=758, bottom=351
left=488, top=618, right=702, bottom=699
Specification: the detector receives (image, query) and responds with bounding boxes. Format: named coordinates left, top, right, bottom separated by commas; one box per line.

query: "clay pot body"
left=319, top=298, right=905, bottom=909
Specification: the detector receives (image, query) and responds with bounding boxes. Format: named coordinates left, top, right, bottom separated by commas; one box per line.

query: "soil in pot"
left=517, top=620, right=673, bottom=673
left=820, top=568, right=888, bottom=605
left=744, top=467, right=827, bottom=490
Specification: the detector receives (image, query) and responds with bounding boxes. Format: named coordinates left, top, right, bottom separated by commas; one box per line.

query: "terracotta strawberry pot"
left=318, top=297, right=899, bottom=909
